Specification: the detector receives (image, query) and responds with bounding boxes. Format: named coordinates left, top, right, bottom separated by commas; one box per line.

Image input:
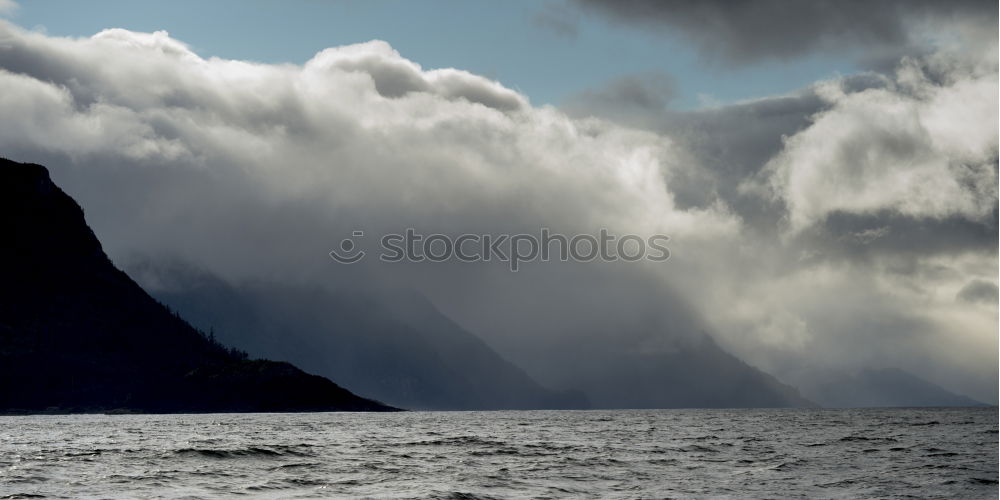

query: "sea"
left=0, top=408, right=996, bottom=499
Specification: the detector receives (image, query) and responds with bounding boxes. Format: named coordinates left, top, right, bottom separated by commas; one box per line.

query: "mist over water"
left=1, top=408, right=996, bottom=499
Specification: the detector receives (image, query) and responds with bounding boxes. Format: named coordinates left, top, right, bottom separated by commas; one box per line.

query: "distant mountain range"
left=564, top=334, right=817, bottom=409
left=130, top=262, right=818, bottom=410
left=128, top=261, right=588, bottom=410
left=796, top=368, right=985, bottom=408
left=0, top=158, right=394, bottom=413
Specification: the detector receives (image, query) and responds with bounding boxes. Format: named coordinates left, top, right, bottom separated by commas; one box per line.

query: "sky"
left=0, top=0, right=996, bottom=403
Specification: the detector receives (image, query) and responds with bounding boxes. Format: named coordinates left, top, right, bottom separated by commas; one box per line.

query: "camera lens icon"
left=329, top=230, right=366, bottom=264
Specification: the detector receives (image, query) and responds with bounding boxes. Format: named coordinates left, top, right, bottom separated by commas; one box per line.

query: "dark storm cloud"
left=793, top=211, right=998, bottom=263
left=563, top=74, right=822, bottom=215
left=957, top=280, right=1000, bottom=304
left=562, top=72, right=890, bottom=223
left=571, top=0, right=996, bottom=63
left=561, top=72, right=675, bottom=125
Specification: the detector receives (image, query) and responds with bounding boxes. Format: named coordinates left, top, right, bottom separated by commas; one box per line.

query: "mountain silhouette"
left=796, top=368, right=985, bottom=408
left=541, top=332, right=817, bottom=409
left=128, top=261, right=589, bottom=410
left=129, top=261, right=817, bottom=410
left=0, top=157, right=394, bottom=413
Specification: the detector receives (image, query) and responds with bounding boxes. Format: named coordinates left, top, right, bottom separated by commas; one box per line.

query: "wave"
left=172, top=445, right=314, bottom=459
left=838, top=436, right=898, bottom=443
left=405, top=436, right=508, bottom=447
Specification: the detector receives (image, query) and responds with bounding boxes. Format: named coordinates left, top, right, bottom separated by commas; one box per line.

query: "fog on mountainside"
left=0, top=158, right=393, bottom=413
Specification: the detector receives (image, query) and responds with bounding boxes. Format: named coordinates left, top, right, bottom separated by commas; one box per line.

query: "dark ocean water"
left=0, top=408, right=996, bottom=499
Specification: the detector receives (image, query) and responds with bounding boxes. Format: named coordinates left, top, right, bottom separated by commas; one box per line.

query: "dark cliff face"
left=0, top=157, right=395, bottom=413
